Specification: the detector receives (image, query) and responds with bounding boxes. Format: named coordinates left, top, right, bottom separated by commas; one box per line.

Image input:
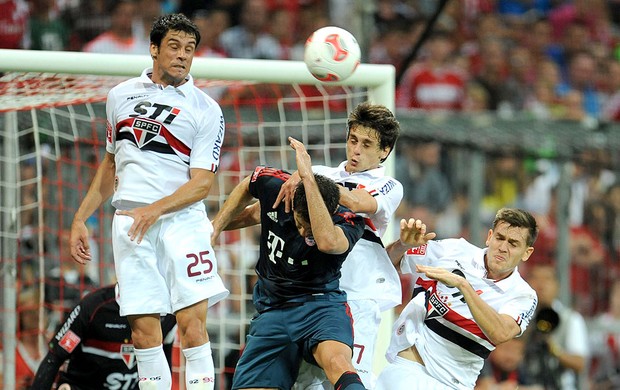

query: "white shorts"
left=112, top=208, right=229, bottom=316
left=293, top=299, right=382, bottom=390
left=375, top=356, right=451, bottom=390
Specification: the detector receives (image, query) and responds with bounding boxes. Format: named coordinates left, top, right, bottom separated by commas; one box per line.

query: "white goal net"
left=0, top=51, right=394, bottom=389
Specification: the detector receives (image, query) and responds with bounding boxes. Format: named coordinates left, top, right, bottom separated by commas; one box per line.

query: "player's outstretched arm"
left=71, top=152, right=116, bottom=264
left=30, top=351, right=65, bottom=389
left=416, top=263, right=523, bottom=344
left=385, top=218, right=436, bottom=267
left=211, top=175, right=255, bottom=243
left=289, top=137, right=351, bottom=254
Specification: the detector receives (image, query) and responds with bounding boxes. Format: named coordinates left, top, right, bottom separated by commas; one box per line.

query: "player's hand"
left=399, top=218, right=436, bottom=248
left=288, top=137, right=313, bottom=180
left=273, top=170, right=301, bottom=213
left=115, top=204, right=162, bottom=244
left=416, top=264, right=463, bottom=288
left=70, top=220, right=91, bottom=264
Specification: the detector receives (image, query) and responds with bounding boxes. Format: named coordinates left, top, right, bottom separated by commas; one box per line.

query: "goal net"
left=0, top=51, right=394, bottom=389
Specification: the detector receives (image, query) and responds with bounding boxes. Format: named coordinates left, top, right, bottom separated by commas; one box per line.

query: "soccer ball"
left=304, top=26, right=361, bottom=82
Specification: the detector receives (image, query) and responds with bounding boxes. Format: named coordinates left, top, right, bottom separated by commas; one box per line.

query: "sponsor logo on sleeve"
left=59, top=330, right=81, bottom=353
left=407, top=244, right=427, bottom=256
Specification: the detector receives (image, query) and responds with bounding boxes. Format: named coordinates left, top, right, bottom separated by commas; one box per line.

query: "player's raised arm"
left=386, top=218, right=436, bottom=267
left=211, top=175, right=256, bottom=243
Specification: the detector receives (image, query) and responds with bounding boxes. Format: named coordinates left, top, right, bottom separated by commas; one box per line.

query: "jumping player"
left=377, top=208, right=539, bottom=389
left=212, top=137, right=367, bottom=390
left=31, top=285, right=177, bottom=390
left=276, top=102, right=403, bottom=389
left=69, top=14, right=228, bottom=390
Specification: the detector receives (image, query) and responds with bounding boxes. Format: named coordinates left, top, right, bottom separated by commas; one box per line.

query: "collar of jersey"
left=338, top=160, right=385, bottom=176
left=141, top=68, right=194, bottom=93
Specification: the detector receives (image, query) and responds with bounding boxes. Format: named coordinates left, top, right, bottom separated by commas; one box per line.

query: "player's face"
left=345, top=125, right=389, bottom=173
left=150, top=30, right=197, bottom=87
left=293, top=211, right=312, bottom=238
left=484, top=221, right=534, bottom=281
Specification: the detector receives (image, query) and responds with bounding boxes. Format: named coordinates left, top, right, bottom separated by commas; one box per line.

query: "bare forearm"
left=212, top=176, right=254, bottom=233
left=338, top=187, right=377, bottom=214
left=457, top=279, right=520, bottom=344
left=305, top=178, right=348, bottom=254
left=224, top=202, right=260, bottom=230
left=150, top=169, right=215, bottom=215
left=385, top=239, right=411, bottom=267
left=74, top=152, right=115, bottom=223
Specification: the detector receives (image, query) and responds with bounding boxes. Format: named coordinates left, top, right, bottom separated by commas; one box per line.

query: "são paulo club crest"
left=131, top=117, right=162, bottom=147
left=121, top=344, right=137, bottom=369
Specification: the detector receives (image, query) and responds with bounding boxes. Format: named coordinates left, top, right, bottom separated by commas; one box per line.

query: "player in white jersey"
left=377, top=208, right=539, bottom=390
left=69, top=14, right=228, bottom=390
left=273, top=103, right=403, bottom=389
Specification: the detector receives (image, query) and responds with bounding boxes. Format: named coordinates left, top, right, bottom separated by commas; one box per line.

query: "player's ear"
left=150, top=43, right=158, bottom=60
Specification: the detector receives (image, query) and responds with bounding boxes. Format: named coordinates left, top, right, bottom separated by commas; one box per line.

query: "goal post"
left=0, top=49, right=395, bottom=389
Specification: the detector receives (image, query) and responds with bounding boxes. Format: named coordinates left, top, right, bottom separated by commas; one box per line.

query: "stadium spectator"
left=472, top=37, right=513, bottom=111
left=0, top=0, right=29, bottom=49
left=377, top=208, right=539, bottom=390
left=475, top=337, right=529, bottom=389
left=602, top=58, right=620, bottom=122
left=70, top=14, right=229, bottom=390
left=589, top=279, right=620, bottom=388
left=132, top=0, right=165, bottom=49
left=192, top=8, right=229, bottom=58
left=15, top=287, right=44, bottom=390
left=63, top=0, right=111, bottom=51
left=82, top=0, right=144, bottom=55
left=396, top=139, right=452, bottom=220
left=218, top=0, right=283, bottom=59
left=607, top=182, right=620, bottom=261
left=31, top=285, right=177, bottom=390
left=520, top=263, right=589, bottom=390
left=556, top=50, right=602, bottom=120
left=211, top=137, right=367, bottom=390
left=396, top=30, right=467, bottom=111
left=28, top=0, right=69, bottom=51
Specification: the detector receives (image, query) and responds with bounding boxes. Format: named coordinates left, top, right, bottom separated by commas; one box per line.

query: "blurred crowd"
left=4, top=0, right=620, bottom=388
left=2, top=0, right=620, bottom=120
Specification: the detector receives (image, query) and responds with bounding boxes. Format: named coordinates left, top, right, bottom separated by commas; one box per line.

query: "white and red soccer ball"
left=304, top=26, right=361, bottom=82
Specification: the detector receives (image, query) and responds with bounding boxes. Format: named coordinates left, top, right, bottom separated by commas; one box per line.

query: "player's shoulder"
left=188, top=84, right=222, bottom=111
left=418, top=237, right=477, bottom=257
left=251, top=165, right=290, bottom=183
left=79, top=285, right=117, bottom=311
left=107, top=76, right=144, bottom=98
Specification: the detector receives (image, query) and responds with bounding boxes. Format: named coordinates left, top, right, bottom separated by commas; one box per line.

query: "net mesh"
left=0, top=72, right=371, bottom=389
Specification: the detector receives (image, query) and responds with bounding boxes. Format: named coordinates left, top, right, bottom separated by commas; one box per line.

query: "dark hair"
left=492, top=208, right=539, bottom=247
left=292, top=174, right=340, bottom=223
left=347, top=102, right=400, bottom=162
left=150, top=13, right=201, bottom=47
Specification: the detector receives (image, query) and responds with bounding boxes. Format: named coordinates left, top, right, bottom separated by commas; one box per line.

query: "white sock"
left=134, top=345, right=172, bottom=390
left=183, top=342, right=215, bottom=390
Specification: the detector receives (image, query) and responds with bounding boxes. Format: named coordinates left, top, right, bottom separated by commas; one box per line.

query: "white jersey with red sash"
left=105, top=68, right=225, bottom=213
left=387, top=238, right=537, bottom=389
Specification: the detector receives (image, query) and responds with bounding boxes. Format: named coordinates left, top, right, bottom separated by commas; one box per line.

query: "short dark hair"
left=492, top=208, right=539, bottom=247
left=150, top=13, right=201, bottom=47
left=292, top=174, right=340, bottom=223
left=347, top=102, right=400, bottom=162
